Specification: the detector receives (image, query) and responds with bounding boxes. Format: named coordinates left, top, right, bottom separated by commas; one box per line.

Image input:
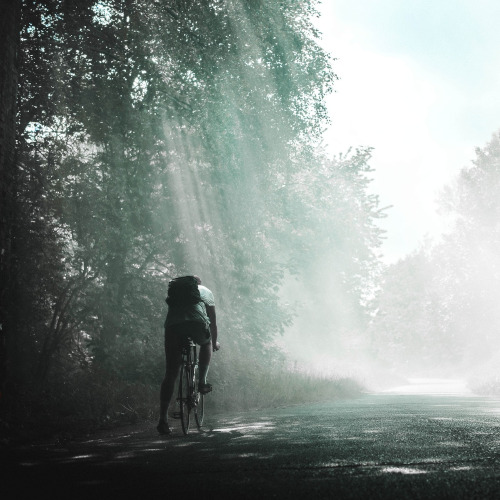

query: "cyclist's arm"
left=206, top=305, right=219, bottom=351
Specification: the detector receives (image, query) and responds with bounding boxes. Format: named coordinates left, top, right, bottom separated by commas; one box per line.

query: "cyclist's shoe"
left=198, top=383, right=212, bottom=394
left=157, top=420, right=172, bottom=435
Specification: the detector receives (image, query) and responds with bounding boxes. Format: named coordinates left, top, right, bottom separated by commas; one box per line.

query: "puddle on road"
left=215, top=422, right=275, bottom=433
left=56, top=454, right=99, bottom=464
left=382, top=466, right=428, bottom=475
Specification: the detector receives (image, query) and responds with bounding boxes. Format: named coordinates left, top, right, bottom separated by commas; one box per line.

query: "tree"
left=369, top=131, right=500, bottom=376
left=9, top=0, right=338, bottom=393
left=436, top=130, right=500, bottom=369
left=0, top=0, right=22, bottom=400
left=275, top=147, right=387, bottom=366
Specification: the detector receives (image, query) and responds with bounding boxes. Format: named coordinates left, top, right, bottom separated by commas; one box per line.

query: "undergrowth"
left=206, top=369, right=364, bottom=413
left=0, top=366, right=364, bottom=444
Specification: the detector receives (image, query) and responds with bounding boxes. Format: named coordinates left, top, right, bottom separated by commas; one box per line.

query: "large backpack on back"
left=166, top=276, right=201, bottom=308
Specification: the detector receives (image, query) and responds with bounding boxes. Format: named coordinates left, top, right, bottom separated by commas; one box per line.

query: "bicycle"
left=174, top=339, right=205, bottom=435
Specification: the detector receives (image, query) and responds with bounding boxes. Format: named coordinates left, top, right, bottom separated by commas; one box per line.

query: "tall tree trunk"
left=0, top=0, right=21, bottom=404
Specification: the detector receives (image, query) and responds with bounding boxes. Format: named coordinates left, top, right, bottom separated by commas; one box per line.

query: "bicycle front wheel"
left=179, top=364, right=191, bottom=435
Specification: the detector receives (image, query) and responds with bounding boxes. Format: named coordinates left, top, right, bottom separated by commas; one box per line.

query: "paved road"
left=5, top=385, right=500, bottom=499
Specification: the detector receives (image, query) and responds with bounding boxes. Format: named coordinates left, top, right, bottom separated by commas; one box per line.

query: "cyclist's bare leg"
left=198, top=340, right=212, bottom=388
left=158, top=337, right=182, bottom=433
left=159, top=360, right=181, bottom=418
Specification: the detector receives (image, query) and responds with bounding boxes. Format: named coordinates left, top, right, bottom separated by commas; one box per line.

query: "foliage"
left=4, top=0, right=384, bottom=428
left=274, top=147, right=386, bottom=363
left=0, top=362, right=363, bottom=444
left=369, top=131, right=500, bottom=375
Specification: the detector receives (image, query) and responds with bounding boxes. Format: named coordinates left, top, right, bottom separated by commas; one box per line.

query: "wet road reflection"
left=6, top=388, right=500, bottom=498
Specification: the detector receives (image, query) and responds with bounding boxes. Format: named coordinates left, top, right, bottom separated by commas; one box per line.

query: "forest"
left=1, top=0, right=499, bottom=437
left=369, top=131, right=500, bottom=389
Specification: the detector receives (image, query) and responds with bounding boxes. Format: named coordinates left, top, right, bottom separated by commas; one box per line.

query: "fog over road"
left=6, top=380, right=500, bottom=499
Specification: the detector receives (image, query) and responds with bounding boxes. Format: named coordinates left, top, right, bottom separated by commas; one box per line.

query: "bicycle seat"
left=182, top=338, right=196, bottom=348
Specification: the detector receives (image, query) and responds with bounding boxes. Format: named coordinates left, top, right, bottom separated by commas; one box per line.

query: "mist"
left=277, top=130, right=500, bottom=389
left=2, top=0, right=500, bottom=440
left=366, top=132, right=500, bottom=387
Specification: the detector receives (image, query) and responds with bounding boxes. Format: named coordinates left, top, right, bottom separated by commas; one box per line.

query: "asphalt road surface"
left=5, top=380, right=500, bottom=499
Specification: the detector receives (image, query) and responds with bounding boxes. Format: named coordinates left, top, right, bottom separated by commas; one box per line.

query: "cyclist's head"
left=194, top=275, right=202, bottom=285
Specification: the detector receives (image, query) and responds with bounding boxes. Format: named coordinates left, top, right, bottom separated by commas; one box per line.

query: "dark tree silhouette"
left=0, top=0, right=22, bottom=403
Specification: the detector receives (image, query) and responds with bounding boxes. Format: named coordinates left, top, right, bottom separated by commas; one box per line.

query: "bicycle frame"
left=177, top=340, right=204, bottom=435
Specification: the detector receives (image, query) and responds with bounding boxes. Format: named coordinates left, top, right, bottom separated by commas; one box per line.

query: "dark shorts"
left=165, top=321, right=211, bottom=348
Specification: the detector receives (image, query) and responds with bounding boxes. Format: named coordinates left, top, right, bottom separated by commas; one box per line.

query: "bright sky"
left=316, top=0, right=500, bottom=262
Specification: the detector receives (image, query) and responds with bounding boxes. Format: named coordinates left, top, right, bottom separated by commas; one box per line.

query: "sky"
left=315, top=0, right=500, bottom=262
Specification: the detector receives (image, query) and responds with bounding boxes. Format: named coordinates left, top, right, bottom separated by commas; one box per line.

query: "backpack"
left=166, top=276, right=201, bottom=308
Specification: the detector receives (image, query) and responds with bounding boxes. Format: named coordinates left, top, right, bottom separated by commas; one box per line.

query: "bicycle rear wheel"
left=179, top=364, right=191, bottom=435
left=194, top=371, right=205, bottom=428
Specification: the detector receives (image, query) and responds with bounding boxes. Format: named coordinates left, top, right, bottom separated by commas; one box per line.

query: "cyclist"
left=157, top=275, right=220, bottom=435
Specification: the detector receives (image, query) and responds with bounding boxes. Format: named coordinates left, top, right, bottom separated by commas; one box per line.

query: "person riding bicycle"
left=157, top=275, right=219, bottom=435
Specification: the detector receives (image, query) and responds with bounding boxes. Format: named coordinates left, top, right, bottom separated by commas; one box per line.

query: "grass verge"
left=0, top=367, right=364, bottom=444
left=205, top=369, right=364, bottom=413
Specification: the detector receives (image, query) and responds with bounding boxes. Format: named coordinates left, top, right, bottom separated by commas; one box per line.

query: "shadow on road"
left=5, top=388, right=500, bottom=499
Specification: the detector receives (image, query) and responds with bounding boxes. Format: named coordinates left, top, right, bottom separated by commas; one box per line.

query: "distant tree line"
left=369, top=132, right=500, bottom=377
left=1, top=0, right=385, bottom=421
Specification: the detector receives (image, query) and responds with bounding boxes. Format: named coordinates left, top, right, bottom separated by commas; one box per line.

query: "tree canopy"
left=369, top=132, right=500, bottom=376
left=1, top=0, right=385, bottom=422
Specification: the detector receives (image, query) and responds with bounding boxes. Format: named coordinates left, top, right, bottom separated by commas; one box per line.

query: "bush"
left=1, top=362, right=363, bottom=444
